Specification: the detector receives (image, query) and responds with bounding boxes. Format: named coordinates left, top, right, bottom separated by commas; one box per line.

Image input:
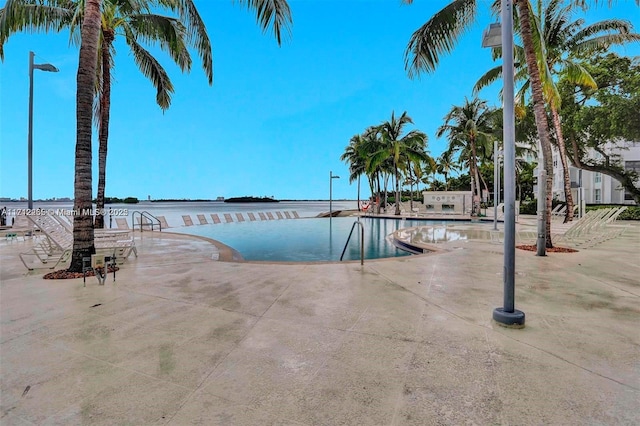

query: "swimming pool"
left=173, top=217, right=461, bottom=262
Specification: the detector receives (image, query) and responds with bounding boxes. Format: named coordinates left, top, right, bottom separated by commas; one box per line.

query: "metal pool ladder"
left=340, top=220, right=365, bottom=265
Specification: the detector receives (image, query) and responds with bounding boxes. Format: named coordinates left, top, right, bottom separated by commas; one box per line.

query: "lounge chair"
left=182, top=215, right=194, bottom=226
left=552, top=208, right=612, bottom=245
left=248, top=213, right=257, bottom=221
left=292, top=211, right=300, bottom=219
left=551, top=205, right=567, bottom=221
left=156, top=215, right=170, bottom=229
left=258, top=212, right=267, bottom=220
left=570, top=207, right=629, bottom=247
left=283, top=211, right=291, bottom=219
left=276, top=211, right=284, bottom=219
left=266, top=212, right=275, bottom=220
left=115, top=218, right=130, bottom=230
left=224, top=213, right=233, bottom=223
left=136, top=215, right=152, bottom=230
left=19, top=213, right=136, bottom=270
left=210, top=214, right=221, bottom=224
left=197, top=214, right=208, bottom=225
left=236, top=213, right=245, bottom=222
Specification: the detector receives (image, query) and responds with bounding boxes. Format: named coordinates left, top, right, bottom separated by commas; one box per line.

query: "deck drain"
left=90, top=303, right=102, bottom=308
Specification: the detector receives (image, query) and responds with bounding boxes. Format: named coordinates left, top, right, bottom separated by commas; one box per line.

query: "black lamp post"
left=329, top=171, right=340, bottom=217
left=482, top=1, right=525, bottom=328
left=28, top=51, right=59, bottom=210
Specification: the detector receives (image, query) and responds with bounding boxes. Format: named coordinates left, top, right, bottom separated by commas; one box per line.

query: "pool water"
left=174, top=217, right=455, bottom=262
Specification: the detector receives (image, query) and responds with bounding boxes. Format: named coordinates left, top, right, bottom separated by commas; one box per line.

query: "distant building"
left=534, top=140, right=640, bottom=205
left=216, top=196, right=225, bottom=201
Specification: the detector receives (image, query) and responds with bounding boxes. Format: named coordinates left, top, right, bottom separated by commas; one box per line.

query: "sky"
left=1, top=0, right=639, bottom=201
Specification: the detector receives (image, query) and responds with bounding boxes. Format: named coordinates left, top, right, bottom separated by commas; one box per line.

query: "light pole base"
left=493, top=307, right=525, bottom=328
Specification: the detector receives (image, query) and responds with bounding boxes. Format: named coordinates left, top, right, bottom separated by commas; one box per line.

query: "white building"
left=535, top=141, right=640, bottom=205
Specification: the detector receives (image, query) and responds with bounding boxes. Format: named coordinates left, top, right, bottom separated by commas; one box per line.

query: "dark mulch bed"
left=43, top=266, right=119, bottom=280
left=516, top=244, right=578, bottom=253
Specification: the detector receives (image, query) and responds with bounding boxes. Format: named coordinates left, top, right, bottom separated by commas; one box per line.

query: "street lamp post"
left=493, top=140, right=499, bottom=230
left=482, top=0, right=525, bottom=327
left=329, top=171, right=340, bottom=217
left=28, top=51, right=59, bottom=210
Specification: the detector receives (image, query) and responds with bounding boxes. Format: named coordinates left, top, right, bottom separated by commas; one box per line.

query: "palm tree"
left=403, top=0, right=557, bottom=245
left=1, top=0, right=292, bottom=267
left=436, top=150, right=459, bottom=191
left=341, top=134, right=368, bottom=210
left=371, top=111, right=428, bottom=215
left=437, top=98, right=496, bottom=216
left=475, top=0, right=640, bottom=223
left=70, top=0, right=102, bottom=272
left=1, top=0, right=292, bottom=228
left=92, top=0, right=212, bottom=227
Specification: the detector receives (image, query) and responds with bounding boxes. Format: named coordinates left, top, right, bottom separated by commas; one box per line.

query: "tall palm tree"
left=475, top=0, right=640, bottom=223
left=403, top=0, right=557, bottom=245
left=371, top=111, right=428, bottom=215
left=0, top=0, right=292, bottom=228
left=70, top=0, right=102, bottom=272
left=93, top=0, right=211, bottom=227
left=437, top=98, right=496, bottom=216
left=341, top=134, right=368, bottom=210
left=436, top=150, right=459, bottom=191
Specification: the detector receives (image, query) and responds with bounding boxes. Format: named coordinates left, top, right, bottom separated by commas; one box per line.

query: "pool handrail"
left=340, top=219, right=365, bottom=265
left=132, top=210, right=161, bottom=232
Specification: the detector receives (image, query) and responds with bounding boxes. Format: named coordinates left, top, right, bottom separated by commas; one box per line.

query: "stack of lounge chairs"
left=552, top=206, right=628, bottom=247
left=19, top=213, right=137, bottom=271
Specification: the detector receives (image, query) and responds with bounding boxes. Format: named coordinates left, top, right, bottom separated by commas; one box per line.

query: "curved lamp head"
left=34, top=63, right=59, bottom=72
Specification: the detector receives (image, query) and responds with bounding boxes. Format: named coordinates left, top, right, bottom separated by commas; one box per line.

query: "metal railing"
left=131, top=211, right=161, bottom=232
left=340, top=220, right=364, bottom=265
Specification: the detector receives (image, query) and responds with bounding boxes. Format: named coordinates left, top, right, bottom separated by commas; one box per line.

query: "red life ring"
left=360, top=201, right=371, bottom=211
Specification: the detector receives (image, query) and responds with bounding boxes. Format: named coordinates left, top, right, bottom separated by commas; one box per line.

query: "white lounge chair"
left=20, top=213, right=136, bottom=270
left=156, top=215, right=170, bottom=229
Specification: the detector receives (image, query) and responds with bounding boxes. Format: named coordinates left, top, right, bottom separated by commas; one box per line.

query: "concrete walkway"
left=1, top=221, right=639, bottom=425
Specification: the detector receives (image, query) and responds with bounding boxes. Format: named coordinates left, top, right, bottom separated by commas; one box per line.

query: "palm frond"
left=561, top=60, right=597, bottom=88
left=473, top=65, right=502, bottom=94
left=234, top=0, right=292, bottom=45
left=127, top=13, right=192, bottom=72
left=0, top=0, right=73, bottom=59
left=404, top=0, right=477, bottom=78
left=156, top=0, right=213, bottom=84
left=124, top=27, right=175, bottom=110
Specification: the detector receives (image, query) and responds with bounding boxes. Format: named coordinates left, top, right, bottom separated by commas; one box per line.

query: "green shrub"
left=123, top=197, right=139, bottom=204
left=585, top=204, right=639, bottom=220
left=519, top=200, right=537, bottom=215
left=618, top=206, right=640, bottom=220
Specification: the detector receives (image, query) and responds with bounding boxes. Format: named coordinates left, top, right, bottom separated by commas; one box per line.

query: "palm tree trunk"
left=478, top=166, right=489, bottom=202
left=470, top=141, right=480, bottom=216
left=357, top=175, right=361, bottom=211
left=69, top=0, right=102, bottom=272
left=550, top=104, right=574, bottom=223
left=516, top=0, right=555, bottom=248
left=95, top=31, right=114, bottom=229
left=394, top=163, right=401, bottom=215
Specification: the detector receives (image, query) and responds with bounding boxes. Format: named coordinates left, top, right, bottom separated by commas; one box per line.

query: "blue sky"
left=1, top=0, right=638, bottom=201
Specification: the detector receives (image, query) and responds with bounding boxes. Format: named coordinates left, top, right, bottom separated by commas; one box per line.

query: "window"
left=595, top=188, right=602, bottom=203
left=594, top=172, right=601, bottom=183
left=625, top=160, right=640, bottom=173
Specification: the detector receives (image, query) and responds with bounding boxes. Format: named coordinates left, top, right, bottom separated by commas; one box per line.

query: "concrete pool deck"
left=1, top=219, right=639, bottom=425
